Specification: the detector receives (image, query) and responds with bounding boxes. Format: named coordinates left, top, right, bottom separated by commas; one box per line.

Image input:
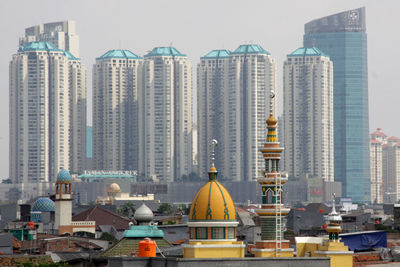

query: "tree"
left=117, top=201, right=136, bottom=218
left=157, top=203, right=175, bottom=215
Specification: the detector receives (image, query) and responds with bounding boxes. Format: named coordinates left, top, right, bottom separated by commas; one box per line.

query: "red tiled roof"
left=72, top=206, right=135, bottom=231
left=370, top=139, right=381, bottom=144
left=388, top=136, right=400, bottom=141
left=371, top=131, right=386, bottom=137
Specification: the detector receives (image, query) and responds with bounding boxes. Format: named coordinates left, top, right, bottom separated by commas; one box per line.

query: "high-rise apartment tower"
left=139, top=47, right=193, bottom=182
left=9, top=42, right=86, bottom=185
left=92, top=50, right=143, bottom=171
left=198, top=44, right=277, bottom=181
left=283, top=47, right=334, bottom=182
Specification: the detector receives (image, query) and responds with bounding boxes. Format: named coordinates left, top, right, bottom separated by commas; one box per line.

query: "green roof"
left=63, top=50, right=79, bottom=60
left=201, top=49, right=231, bottom=59
left=144, top=46, right=186, bottom=57
left=101, top=237, right=171, bottom=257
left=78, top=172, right=135, bottom=181
left=19, top=41, right=60, bottom=52
left=19, top=41, right=80, bottom=60
left=123, top=225, right=164, bottom=238
left=231, top=44, right=270, bottom=55
left=288, top=47, right=329, bottom=57
left=97, top=49, right=142, bottom=60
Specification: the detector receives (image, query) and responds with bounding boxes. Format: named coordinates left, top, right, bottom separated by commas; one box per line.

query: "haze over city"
left=0, top=0, right=399, bottom=180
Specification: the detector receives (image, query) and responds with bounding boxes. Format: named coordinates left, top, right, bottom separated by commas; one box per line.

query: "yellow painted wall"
left=183, top=241, right=245, bottom=258
left=253, top=250, right=294, bottom=258
left=296, top=243, right=320, bottom=257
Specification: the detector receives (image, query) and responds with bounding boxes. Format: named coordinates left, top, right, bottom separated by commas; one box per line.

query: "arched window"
left=266, top=189, right=273, bottom=204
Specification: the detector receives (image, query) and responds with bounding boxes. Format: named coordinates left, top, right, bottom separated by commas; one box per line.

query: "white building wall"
left=9, top=48, right=85, bottom=191
left=228, top=54, right=277, bottom=181
left=92, top=56, right=142, bottom=171
left=140, top=53, right=192, bottom=182
left=197, top=49, right=276, bottom=182
left=197, top=56, right=230, bottom=179
left=283, top=54, right=334, bottom=182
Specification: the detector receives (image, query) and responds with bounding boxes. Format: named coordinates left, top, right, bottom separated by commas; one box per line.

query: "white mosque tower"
left=54, top=169, right=73, bottom=235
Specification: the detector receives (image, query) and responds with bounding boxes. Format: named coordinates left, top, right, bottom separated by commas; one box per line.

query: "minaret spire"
left=252, top=90, right=294, bottom=257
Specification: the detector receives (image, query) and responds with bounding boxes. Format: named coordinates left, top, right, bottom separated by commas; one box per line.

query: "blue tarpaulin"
left=340, top=231, right=387, bottom=251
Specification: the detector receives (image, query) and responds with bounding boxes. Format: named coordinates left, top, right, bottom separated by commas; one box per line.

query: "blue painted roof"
left=201, top=49, right=231, bottom=59
left=288, top=47, right=329, bottom=58
left=32, top=197, right=56, bottom=212
left=57, top=169, right=72, bottom=182
left=144, top=47, right=186, bottom=57
left=231, top=44, right=270, bottom=55
left=19, top=41, right=60, bottom=52
left=97, top=49, right=142, bottom=60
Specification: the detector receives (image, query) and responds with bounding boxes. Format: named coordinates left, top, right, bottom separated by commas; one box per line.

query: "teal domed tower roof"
left=97, top=49, right=142, bottom=60
left=231, top=44, right=270, bottom=55
left=57, top=169, right=72, bottom=182
left=287, top=47, right=328, bottom=57
left=201, top=49, right=231, bottom=59
left=32, top=197, right=56, bottom=212
left=144, top=47, right=186, bottom=57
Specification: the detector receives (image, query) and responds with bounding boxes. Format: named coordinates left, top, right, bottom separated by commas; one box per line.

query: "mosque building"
left=102, top=202, right=171, bottom=256
left=182, top=139, right=245, bottom=258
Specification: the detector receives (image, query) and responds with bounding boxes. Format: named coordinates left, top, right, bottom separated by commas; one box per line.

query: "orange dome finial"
left=266, top=113, right=278, bottom=126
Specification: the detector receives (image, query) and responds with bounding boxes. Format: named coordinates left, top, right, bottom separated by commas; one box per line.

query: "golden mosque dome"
left=189, top=166, right=236, bottom=221
left=107, top=183, right=121, bottom=194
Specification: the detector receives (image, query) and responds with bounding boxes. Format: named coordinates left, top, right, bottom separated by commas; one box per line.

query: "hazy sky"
left=0, top=0, right=399, bottom=179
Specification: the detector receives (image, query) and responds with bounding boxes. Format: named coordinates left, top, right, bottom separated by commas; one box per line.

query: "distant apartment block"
left=9, top=42, right=86, bottom=184
left=370, top=128, right=386, bottom=203
left=283, top=47, right=334, bottom=182
left=140, top=47, right=193, bottom=182
left=370, top=128, right=400, bottom=203
left=92, top=50, right=143, bottom=171
left=20, top=21, right=80, bottom=57
left=197, top=45, right=277, bottom=181
left=383, top=136, right=400, bottom=203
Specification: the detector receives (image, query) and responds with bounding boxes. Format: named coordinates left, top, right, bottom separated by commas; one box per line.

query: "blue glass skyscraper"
left=303, top=7, right=370, bottom=203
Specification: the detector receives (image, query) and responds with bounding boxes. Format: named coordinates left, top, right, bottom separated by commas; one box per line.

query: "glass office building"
left=303, top=7, right=370, bottom=203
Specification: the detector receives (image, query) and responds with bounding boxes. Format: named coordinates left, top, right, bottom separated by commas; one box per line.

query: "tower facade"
left=197, top=50, right=231, bottom=180
left=304, top=7, right=370, bottom=202
left=93, top=50, right=143, bottom=171
left=20, top=20, right=80, bottom=58
left=9, top=42, right=86, bottom=185
left=370, top=128, right=386, bottom=203
left=283, top=47, right=334, bottom=182
left=140, top=47, right=193, bottom=182
left=198, top=44, right=277, bottom=181
left=252, top=93, right=293, bottom=257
